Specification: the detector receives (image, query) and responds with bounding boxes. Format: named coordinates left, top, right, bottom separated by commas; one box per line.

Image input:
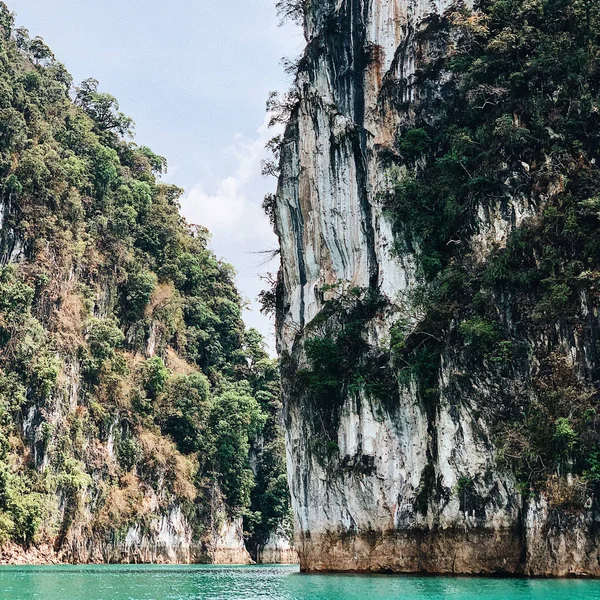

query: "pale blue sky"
left=9, top=0, right=303, bottom=352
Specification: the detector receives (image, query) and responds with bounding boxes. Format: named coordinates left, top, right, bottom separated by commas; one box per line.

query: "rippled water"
left=1, top=564, right=600, bottom=600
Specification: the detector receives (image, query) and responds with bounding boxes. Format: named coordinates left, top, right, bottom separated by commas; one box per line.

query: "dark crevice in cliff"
left=353, top=134, right=380, bottom=290
left=290, top=203, right=308, bottom=330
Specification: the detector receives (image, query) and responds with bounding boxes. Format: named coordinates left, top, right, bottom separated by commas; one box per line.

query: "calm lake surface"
left=1, top=564, right=600, bottom=600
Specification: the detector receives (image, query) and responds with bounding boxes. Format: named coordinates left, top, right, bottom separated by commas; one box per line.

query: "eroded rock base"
left=297, top=529, right=523, bottom=575
left=297, top=525, right=600, bottom=577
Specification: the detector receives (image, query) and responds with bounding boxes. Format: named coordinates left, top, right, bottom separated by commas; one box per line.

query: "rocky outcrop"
left=209, top=517, right=253, bottom=565
left=0, top=511, right=253, bottom=565
left=257, top=530, right=299, bottom=565
left=274, top=0, right=600, bottom=575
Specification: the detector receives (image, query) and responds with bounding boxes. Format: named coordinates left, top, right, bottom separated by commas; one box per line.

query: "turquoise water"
left=1, top=564, right=600, bottom=600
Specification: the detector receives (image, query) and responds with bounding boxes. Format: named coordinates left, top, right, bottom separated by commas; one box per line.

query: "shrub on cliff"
left=386, top=0, right=600, bottom=492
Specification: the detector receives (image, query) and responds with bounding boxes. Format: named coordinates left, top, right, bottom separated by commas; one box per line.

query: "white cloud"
left=184, top=177, right=247, bottom=231
left=179, top=116, right=281, bottom=355
left=180, top=116, right=275, bottom=242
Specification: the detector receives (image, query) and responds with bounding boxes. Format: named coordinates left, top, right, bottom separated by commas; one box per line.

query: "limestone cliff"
left=274, top=0, right=600, bottom=575
left=0, top=3, right=292, bottom=564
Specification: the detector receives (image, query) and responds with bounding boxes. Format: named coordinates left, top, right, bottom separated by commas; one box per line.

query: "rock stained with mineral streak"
left=273, top=0, right=600, bottom=576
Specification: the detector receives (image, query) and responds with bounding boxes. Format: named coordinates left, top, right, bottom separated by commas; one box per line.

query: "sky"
left=8, top=0, right=304, bottom=354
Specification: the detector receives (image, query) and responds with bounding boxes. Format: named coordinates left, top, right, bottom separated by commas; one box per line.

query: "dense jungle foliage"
left=385, top=0, right=600, bottom=500
left=0, top=3, right=289, bottom=555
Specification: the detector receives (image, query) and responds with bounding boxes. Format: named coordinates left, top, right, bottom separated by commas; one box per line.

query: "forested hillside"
left=0, top=2, right=290, bottom=563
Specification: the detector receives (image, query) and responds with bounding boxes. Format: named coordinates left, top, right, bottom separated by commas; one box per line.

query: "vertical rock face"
left=274, top=0, right=600, bottom=575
